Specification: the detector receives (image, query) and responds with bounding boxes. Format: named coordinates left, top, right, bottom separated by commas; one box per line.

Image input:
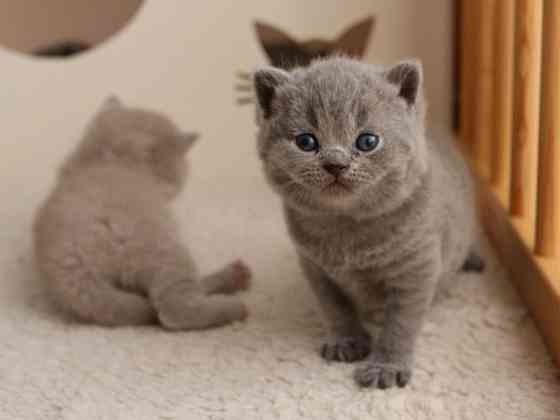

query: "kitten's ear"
left=384, top=59, right=423, bottom=106
left=254, top=67, right=292, bottom=119
left=177, top=132, right=198, bottom=153
left=335, top=16, right=375, bottom=58
left=255, top=21, right=297, bottom=46
left=254, top=21, right=302, bottom=68
left=255, top=21, right=297, bottom=49
left=100, top=95, right=123, bottom=112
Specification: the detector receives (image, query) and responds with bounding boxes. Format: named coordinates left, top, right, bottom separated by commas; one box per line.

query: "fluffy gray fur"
left=34, top=97, right=251, bottom=329
left=253, top=57, right=481, bottom=389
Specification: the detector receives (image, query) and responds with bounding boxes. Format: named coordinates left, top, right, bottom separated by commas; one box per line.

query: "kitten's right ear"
left=255, top=21, right=297, bottom=44
left=177, top=132, right=198, bottom=153
left=254, top=67, right=291, bottom=119
left=384, top=59, right=423, bottom=106
left=100, top=95, right=123, bottom=112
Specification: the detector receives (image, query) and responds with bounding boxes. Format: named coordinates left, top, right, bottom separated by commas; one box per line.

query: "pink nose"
left=323, top=163, right=349, bottom=176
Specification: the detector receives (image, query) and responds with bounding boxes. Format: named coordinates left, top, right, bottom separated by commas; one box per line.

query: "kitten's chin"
left=317, top=183, right=358, bottom=209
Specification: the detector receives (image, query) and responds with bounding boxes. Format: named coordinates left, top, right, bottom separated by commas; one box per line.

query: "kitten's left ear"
left=335, top=16, right=375, bottom=58
left=100, top=95, right=123, bottom=112
left=384, top=59, right=423, bottom=106
left=254, top=67, right=292, bottom=119
left=177, top=132, right=198, bottom=153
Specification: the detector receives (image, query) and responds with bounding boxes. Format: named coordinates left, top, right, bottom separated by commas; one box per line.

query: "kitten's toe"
left=461, top=252, right=485, bottom=273
left=396, top=370, right=412, bottom=387
left=321, top=334, right=371, bottom=363
left=354, top=360, right=412, bottom=389
left=229, top=259, right=252, bottom=291
left=204, top=260, right=252, bottom=295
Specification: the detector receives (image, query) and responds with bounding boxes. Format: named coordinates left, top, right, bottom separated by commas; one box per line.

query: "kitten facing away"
left=33, top=97, right=251, bottom=329
left=253, top=57, right=483, bottom=389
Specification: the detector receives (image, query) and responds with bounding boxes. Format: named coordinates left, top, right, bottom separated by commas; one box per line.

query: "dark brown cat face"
left=255, top=16, right=375, bottom=69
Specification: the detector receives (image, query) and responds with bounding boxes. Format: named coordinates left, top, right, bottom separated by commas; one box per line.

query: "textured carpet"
left=1, top=171, right=560, bottom=420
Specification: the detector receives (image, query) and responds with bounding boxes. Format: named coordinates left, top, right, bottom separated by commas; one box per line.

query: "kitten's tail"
left=51, top=271, right=156, bottom=327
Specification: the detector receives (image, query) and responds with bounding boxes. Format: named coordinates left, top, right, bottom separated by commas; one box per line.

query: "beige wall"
left=0, top=0, right=453, bottom=199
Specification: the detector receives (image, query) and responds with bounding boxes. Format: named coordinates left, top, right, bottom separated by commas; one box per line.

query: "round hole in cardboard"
left=0, top=0, right=144, bottom=59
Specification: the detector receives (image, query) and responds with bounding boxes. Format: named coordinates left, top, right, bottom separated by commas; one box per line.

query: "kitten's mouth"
left=322, top=179, right=352, bottom=195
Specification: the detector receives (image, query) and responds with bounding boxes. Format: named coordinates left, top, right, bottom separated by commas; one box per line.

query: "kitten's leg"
left=201, top=259, right=252, bottom=295
left=354, top=251, right=440, bottom=389
left=461, top=251, right=485, bottom=272
left=50, top=268, right=156, bottom=326
left=149, top=269, right=247, bottom=330
left=300, top=256, right=371, bottom=363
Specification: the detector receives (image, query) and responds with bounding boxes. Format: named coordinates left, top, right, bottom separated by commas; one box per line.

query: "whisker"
left=236, top=71, right=253, bottom=81
left=234, top=83, right=254, bottom=92
left=236, top=97, right=255, bottom=105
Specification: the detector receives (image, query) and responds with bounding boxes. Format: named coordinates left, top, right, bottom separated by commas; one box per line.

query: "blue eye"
left=355, top=133, right=382, bottom=152
left=295, top=133, right=319, bottom=152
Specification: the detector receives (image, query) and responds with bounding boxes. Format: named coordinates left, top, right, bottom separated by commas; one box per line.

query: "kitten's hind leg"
left=201, top=259, right=252, bottom=295
left=150, top=273, right=247, bottom=330
left=461, top=251, right=485, bottom=273
left=300, top=256, right=371, bottom=363
left=51, top=269, right=157, bottom=326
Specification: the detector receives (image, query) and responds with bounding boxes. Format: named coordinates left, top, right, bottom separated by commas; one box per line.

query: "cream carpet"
left=2, top=168, right=560, bottom=419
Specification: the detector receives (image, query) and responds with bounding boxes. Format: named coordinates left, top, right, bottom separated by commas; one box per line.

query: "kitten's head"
left=62, top=96, right=198, bottom=196
left=254, top=57, right=428, bottom=216
left=255, top=16, right=375, bottom=69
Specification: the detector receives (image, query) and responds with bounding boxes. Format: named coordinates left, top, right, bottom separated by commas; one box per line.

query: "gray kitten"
left=253, top=57, right=482, bottom=389
left=34, top=97, right=250, bottom=329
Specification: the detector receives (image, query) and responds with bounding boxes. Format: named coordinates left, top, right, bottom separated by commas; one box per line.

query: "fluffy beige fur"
left=33, top=97, right=250, bottom=329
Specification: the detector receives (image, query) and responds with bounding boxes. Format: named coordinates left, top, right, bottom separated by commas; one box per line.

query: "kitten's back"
left=33, top=98, right=195, bottom=326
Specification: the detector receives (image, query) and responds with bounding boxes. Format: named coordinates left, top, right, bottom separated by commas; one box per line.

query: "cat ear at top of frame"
left=334, top=16, right=375, bottom=58
left=254, top=20, right=304, bottom=68
left=254, top=21, right=299, bottom=50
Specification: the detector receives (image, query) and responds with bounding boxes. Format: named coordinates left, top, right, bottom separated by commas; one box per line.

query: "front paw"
left=321, top=334, right=371, bottom=363
left=354, top=359, right=412, bottom=389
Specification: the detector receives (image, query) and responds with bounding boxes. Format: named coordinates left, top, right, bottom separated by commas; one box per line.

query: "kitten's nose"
left=323, top=163, right=349, bottom=176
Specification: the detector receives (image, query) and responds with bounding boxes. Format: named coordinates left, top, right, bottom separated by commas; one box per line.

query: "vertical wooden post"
left=510, top=0, right=543, bottom=232
left=459, top=0, right=476, bottom=154
left=535, top=0, right=560, bottom=257
left=471, top=0, right=496, bottom=179
left=491, top=0, right=515, bottom=204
